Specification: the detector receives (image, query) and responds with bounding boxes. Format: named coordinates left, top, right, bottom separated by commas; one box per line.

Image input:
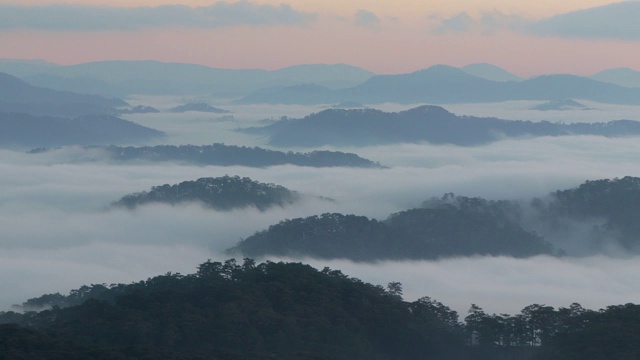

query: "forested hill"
left=0, top=259, right=467, bottom=360
left=79, top=143, right=381, bottom=168
left=3, top=259, right=640, bottom=359
left=229, top=177, right=640, bottom=260
left=533, top=176, right=640, bottom=252
left=229, top=208, right=558, bottom=261
left=241, top=105, right=640, bottom=147
left=112, top=176, right=302, bottom=211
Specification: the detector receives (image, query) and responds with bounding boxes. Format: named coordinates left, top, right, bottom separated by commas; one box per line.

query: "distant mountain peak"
left=417, top=64, right=467, bottom=76
left=531, top=99, right=591, bottom=111
left=461, top=63, right=522, bottom=82
left=401, top=104, right=451, bottom=114
left=591, top=67, right=640, bottom=88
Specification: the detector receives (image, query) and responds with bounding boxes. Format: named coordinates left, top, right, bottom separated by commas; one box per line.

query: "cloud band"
left=0, top=1, right=315, bottom=31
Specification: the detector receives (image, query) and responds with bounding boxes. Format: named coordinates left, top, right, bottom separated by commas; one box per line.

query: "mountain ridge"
left=0, top=60, right=375, bottom=97
left=241, top=105, right=640, bottom=147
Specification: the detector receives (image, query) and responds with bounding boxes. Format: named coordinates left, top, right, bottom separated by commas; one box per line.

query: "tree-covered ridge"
left=533, top=176, right=640, bottom=252
left=461, top=302, right=640, bottom=360
left=95, top=143, right=382, bottom=168
left=241, top=105, right=640, bottom=147
left=3, top=259, right=640, bottom=359
left=113, top=175, right=301, bottom=211
left=227, top=177, right=640, bottom=259
left=0, top=259, right=466, bottom=360
left=386, top=207, right=554, bottom=258
left=230, top=204, right=558, bottom=261
left=0, top=323, right=207, bottom=360
left=229, top=214, right=401, bottom=261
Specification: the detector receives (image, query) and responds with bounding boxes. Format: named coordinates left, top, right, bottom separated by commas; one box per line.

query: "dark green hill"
left=113, top=176, right=301, bottom=211
left=229, top=206, right=557, bottom=261
left=4, top=259, right=639, bottom=359
left=228, top=177, right=640, bottom=259
left=534, top=303, right=640, bottom=360
left=0, top=260, right=465, bottom=360
left=229, top=214, right=402, bottom=261
left=533, top=176, right=640, bottom=252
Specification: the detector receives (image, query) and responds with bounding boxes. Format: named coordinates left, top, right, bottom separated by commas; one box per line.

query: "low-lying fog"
left=3, top=100, right=640, bottom=316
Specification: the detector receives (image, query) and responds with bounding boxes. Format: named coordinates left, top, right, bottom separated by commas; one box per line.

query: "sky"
left=0, top=0, right=639, bottom=76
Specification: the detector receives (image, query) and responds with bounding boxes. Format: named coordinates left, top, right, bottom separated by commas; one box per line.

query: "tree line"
left=2, top=259, right=637, bottom=359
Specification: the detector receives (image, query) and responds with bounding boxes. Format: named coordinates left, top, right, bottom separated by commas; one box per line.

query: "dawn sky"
left=0, top=0, right=638, bottom=76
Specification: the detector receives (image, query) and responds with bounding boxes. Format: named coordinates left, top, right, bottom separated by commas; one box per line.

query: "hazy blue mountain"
left=0, top=60, right=375, bottom=97
left=242, top=105, right=640, bottom=147
left=237, top=65, right=508, bottom=104
left=113, top=176, right=301, bottom=211
left=590, top=67, right=640, bottom=88
left=23, top=72, right=117, bottom=96
left=168, top=103, right=230, bottom=113
left=514, top=74, right=640, bottom=103
left=347, top=65, right=508, bottom=104
left=272, top=63, right=375, bottom=88
left=238, top=65, right=640, bottom=105
left=460, top=63, right=523, bottom=82
left=0, top=113, right=163, bottom=149
left=34, top=60, right=263, bottom=96
left=236, top=83, right=341, bottom=105
left=0, top=59, right=58, bottom=78
left=0, top=72, right=126, bottom=117
left=531, top=99, right=590, bottom=111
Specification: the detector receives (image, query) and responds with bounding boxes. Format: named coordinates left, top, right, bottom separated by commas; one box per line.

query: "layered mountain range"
left=237, top=65, right=640, bottom=105
left=0, top=59, right=375, bottom=97
left=2, top=59, right=640, bottom=104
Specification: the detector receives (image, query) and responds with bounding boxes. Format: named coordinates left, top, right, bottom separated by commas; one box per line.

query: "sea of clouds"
left=3, top=100, right=640, bottom=317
